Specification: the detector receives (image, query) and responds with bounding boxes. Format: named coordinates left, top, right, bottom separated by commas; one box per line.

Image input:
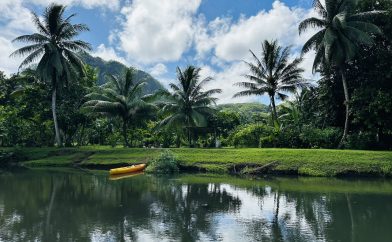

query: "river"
left=1, top=168, right=391, bottom=241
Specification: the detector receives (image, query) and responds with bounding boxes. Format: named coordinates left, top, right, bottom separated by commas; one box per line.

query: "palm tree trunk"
left=176, top=133, right=181, bottom=148
left=51, top=89, right=62, bottom=146
left=188, top=128, right=192, bottom=148
left=339, top=70, right=350, bottom=148
left=270, top=95, right=278, bottom=124
left=122, top=120, right=129, bottom=147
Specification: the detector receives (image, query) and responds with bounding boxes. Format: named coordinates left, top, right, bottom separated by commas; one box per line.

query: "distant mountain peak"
left=82, top=53, right=164, bottom=93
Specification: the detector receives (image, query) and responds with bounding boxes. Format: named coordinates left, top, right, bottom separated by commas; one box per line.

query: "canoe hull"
left=109, top=164, right=146, bottom=175
left=109, top=171, right=144, bottom=180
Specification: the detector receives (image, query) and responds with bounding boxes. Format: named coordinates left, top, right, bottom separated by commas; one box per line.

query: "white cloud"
left=0, top=1, right=36, bottom=37
left=0, top=37, right=25, bottom=76
left=194, top=16, right=231, bottom=59
left=196, top=1, right=314, bottom=62
left=199, top=62, right=263, bottom=104
left=149, top=63, right=168, bottom=78
left=0, top=1, right=36, bottom=76
left=92, top=44, right=129, bottom=65
left=192, top=1, right=319, bottom=103
left=26, top=0, right=120, bottom=10
left=116, top=0, right=201, bottom=63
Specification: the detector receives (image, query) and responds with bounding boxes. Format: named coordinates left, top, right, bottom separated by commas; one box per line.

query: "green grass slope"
left=3, top=147, right=392, bottom=177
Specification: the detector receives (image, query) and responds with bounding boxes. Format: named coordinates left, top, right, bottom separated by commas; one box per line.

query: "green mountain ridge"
left=82, top=54, right=164, bottom=93
left=82, top=55, right=269, bottom=114
left=218, top=102, right=269, bottom=113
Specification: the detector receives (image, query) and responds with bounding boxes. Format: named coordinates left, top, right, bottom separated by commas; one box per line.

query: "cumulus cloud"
left=116, top=0, right=201, bottom=63
left=199, top=63, right=263, bottom=104
left=193, top=1, right=318, bottom=103
left=195, top=1, right=315, bottom=62
left=92, top=44, right=129, bottom=65
left=0, top=1, right=36, bottom=75
left=26, top=0, right=120, bottom=10
left=0, top=37, right=26, bottom=76
left=149, top=63, right=168, bottom=78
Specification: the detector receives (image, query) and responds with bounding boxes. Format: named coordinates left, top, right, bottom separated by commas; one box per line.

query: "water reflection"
left=0, top=169, right=392, bottom=241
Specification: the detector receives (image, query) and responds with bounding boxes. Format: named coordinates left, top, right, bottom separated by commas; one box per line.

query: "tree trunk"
left=78, top=122, right=85, bottom=146
left=339, top=70, right=350, bottom=148
left=270, top=95, right=278, bottom=124
left=188, top=128, right=192, bottom=148
left=122, top=120, right=129, bottom=147
left=176, top=133, right=181, bottom=148
left=51, top=89, right=62, bottom=147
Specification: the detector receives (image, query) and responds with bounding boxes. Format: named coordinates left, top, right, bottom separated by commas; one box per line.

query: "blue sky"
left=0, top=0, right=317, bottom=104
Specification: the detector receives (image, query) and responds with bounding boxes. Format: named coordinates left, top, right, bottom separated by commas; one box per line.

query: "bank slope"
left=4, top=147, right=392, bottom=177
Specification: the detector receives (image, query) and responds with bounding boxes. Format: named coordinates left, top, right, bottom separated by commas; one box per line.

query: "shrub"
left=259, top=126, right=341, bottom=148
left=231, top=124, right=273, bottom=148
left=145, top=150, right=179, bottom=174
left=107, top=132, right=121, bottom=147
left=300, top=126, right=341, bottom=148
left=345, top=132, right=379, bottom=150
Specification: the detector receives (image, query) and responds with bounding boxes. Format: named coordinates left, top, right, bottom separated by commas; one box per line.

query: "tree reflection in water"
left=0, top=169, right=392, bottom=241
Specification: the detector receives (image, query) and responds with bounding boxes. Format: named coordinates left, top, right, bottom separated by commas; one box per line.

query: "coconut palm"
left=156, top=66, right=221, bottom=147
left=83, top=68, right=154, bottom=147
left=299, top=0, right=383, bottom=146
left=10, top=4, right=91, bottom=146
left=233, top=40, right=307, bottom=124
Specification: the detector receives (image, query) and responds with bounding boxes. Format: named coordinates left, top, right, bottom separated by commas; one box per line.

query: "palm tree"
left=233, top=40, right=307, bottom=124
left=10, top=4, right=91, bottom=146
left=83, top=68, right=154, bottom=147
left=156, top=66, right=221, bottom=147
left=299, top=0, right=383, bottom=146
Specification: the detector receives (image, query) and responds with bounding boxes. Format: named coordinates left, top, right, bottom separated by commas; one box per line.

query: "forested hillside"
left=82, top=54, right=164, bottom=93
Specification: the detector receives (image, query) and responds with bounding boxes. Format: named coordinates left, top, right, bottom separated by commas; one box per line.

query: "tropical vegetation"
left=1, top=0, right=391, bottom=152
left=299, top=0, right=384, bottom=146
left=155, top=66, right=221, bottom=147
left=234, top=40, right=307, bottom=124
left=10, top=4, right=91, bottom=146
left=83, top=68, right=155, bottom=147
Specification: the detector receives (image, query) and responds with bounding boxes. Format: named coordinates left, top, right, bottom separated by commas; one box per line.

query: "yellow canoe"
left=109, top=164, right=147, bottom=175
left=109, top=171, right=144, bottom=180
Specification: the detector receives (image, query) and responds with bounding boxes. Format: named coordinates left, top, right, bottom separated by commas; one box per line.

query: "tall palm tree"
left=156, top=66, right=221, bottom=147
left=83, top=68, right=154, bottom=147
left=233, top=40, right=306, bottom=124
left=299, top=0, right=383, bottom=146
left=10, top=4, right=91, bottom=146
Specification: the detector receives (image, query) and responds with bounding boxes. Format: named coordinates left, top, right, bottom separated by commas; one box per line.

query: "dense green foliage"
left=155, top=66, right=221, bottom=147
left=299, top=0, right=384, bottom=146
left=145, top=150, right=179, bottom=174
left=1, top=0, right=391, bottom=151
left=234, top=40, right=308, bottom=123
left=83, top=68, right=155, bottom=147
left=11, top=4, right=91, bottom=146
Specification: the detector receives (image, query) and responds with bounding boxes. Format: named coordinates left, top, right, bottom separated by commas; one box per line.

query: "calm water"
left=1, top=169, right=392, bottom=242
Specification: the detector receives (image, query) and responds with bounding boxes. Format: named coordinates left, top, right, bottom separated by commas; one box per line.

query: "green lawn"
left=2, top=146, right=392, bottom=177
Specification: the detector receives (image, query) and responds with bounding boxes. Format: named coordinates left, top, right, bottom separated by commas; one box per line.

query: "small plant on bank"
left=145, top=150, right=179, bottom=174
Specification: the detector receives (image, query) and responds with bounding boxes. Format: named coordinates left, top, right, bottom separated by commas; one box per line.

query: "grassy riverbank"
left=2, top=146, right=392, bottom=177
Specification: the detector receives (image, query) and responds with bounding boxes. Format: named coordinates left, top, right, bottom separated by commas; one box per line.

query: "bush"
left=345, top=132, right=379, bottom=150
left=259, top=126, right=341, bottom=149
left=107, top=132, right=121, bottom=147
left=231, top=124, right=273, bottom=148
left=145, top=150, right=179, bottom=174
left=299, top=126, right=341, bottom=148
